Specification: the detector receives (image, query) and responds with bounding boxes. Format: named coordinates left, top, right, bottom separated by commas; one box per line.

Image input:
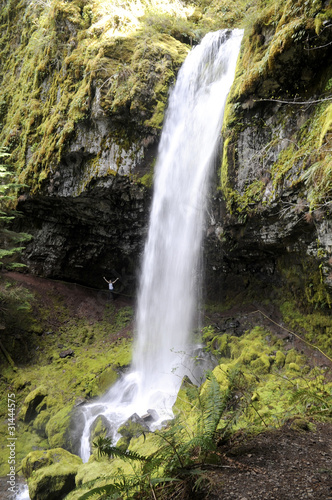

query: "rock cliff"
left=1, top=0, right=332, bottom=306
left=205, top=0, right=332, bottom=309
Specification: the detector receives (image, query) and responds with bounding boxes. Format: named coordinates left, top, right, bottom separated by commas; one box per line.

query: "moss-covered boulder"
left=275, top=350, right=286, bottom=368
left=117, top=413, right=149, bottom=450
left=32, top=410, right=52, bottom=438
left=173, top=375, right=198, bottom=416
left=44, top=403, right=89, bottom=457
left=89, top=414, right=113, bottom=455
left=45, top=405, right=76, bottom=450
left=20, top=386, right=48, bottom=424
left=22, top=448, right=82, bottom=500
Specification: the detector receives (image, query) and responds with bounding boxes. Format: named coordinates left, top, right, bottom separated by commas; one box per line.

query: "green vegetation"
left=0, top=273, right=330, bottom=498
left=58, top=325, right=331, bottom=500
left=0, top=148, right=33, bottom=371
left=0, top=148, right=31, bottom=269
left=22, top=448, right=82, bottom=500
left=0, top=0, right=198, bottom=191
left=0, top=283, right=134, bottom=476
left=221, top=0, right=332, bottom=213
left=0, top=0, right=332, bottom=498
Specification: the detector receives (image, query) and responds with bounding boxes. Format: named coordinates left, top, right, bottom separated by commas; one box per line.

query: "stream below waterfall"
left=79, top=28, right=243, bottom=464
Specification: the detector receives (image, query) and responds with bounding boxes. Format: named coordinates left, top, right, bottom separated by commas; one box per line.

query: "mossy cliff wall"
left=1, top=0, right=332, bottom=300
left=205, top=0, right=332, bottom=309
left=0, top=0, right=195, bottom=287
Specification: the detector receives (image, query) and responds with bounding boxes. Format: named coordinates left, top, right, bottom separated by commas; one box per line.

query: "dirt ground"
left=1, top=271, right=331, bottom=500
left=204, top=421, right=332, bottom=500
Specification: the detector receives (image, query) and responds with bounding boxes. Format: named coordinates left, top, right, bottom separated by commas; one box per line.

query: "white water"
left=16, top=484, right=30, bottom=500
left=79, top=29, right=243, bottom=463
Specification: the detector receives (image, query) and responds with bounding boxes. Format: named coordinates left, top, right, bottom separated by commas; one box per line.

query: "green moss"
left=221, top=0, right=332, bottom=213
left=287, top=362, right=301, bottom=372
left=290, top=417, right=312, bottom=431
left=173, top=376, right=197, bottom=415
left=200, top=323, right=332, bottom=432
left=20, top=386, right=48, bottom=423
left=0, top=0, right=192, bottom=191
left=66, top=324, right=331, bottom=499
left=96, top=367, right=118, bottom=394
left=22, top=448, right=82, bottom=500
left=138, top=167, right=154, bottom=188
left=280, top=299, right=332, bottom=359
left=33, top=411, right=51, bottom=438
left=251, top=353, right=271, bottom=373
left=202, top=326, right=230, bottom=359
left=74, top=455, right=114, bottom=487
left=0, top=426, right=49, bottom=477
left=45, top=405, right=73, bottom=449
left=144, top=100, right=166, bottom=129
left=0, top=278, right=135, bottom=475
left=275, top=350, right=286, bottom=367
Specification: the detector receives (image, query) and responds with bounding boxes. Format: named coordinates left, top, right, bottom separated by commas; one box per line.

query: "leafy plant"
left=93, top=436, right=151, bottom=463
left=289, top=368, right=332, bottom=419
left=0, top=147, right=32, bottom=270
left=77, top=437, right=167, bottom=500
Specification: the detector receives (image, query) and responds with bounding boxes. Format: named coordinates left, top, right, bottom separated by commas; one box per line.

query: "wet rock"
left=67, top=407, right=87, bottom=457
left=46, top=405, right=86, bottom=453
left=59, top=349, right=74, bottom=358
left=15, top=175, right=151, bottom=291
left=118, top=413, right=149, bottom=440
left=142, top=409, right=159, bottom=423
left=74, top=397, right=87, bottom=407
left=117, top=413, right=150, bottom=451
left=89, top=415, right=114, bottom=453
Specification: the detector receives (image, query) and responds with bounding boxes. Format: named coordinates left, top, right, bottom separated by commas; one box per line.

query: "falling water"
left=79, top=29, right=243, bottom=463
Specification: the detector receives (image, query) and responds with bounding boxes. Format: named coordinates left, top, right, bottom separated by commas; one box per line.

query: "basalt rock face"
left=204, top=5, right=332, bottom=306
left=16, top=173, right=151, bottom=289
left=12, top=52, right=159, bottom=289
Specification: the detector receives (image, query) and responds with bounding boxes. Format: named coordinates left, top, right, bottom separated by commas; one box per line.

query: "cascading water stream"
left=79, top=28, right=243, bottom=463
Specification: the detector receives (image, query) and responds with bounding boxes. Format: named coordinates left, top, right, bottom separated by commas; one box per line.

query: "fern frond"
left=77, top=482, right=122, bottom=500
left=202, top=372, right=225, bottom=439
left=178, top=435, right=216, bottom=456
left=93, top=436, right=151, bottom=462
left=290, top=388, right=332, bottom=412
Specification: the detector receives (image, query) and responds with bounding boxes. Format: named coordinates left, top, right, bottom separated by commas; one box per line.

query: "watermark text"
left=7, top=393, right=17, bottom=495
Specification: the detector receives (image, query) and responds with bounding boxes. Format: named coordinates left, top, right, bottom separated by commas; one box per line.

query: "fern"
left=290, top=388, right=332, bottom=416
left=201, top=371, right=225, bottom=440
left=93, top=436, right=151, bottom=462
left=80, top=369, right=249, bottom=500
left=77, top=482, right=122, bottom=500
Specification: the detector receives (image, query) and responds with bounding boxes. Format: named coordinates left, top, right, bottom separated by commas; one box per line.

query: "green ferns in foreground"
left=74, top=369, right=249, bottom=500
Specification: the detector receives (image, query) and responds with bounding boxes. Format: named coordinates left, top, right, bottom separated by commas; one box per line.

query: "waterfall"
left=79, top=29, right=243, bottom=463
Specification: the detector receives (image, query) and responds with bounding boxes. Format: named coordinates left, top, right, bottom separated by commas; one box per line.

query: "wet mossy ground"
left=0, top=272, right=331, bottom=498
left=65, top=322, right=331, bottom=499
left=0, top=272, right=134, bottom=476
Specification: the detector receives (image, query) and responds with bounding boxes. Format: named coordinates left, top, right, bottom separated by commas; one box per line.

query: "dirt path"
left=203, top=422, right=332, bottom=500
